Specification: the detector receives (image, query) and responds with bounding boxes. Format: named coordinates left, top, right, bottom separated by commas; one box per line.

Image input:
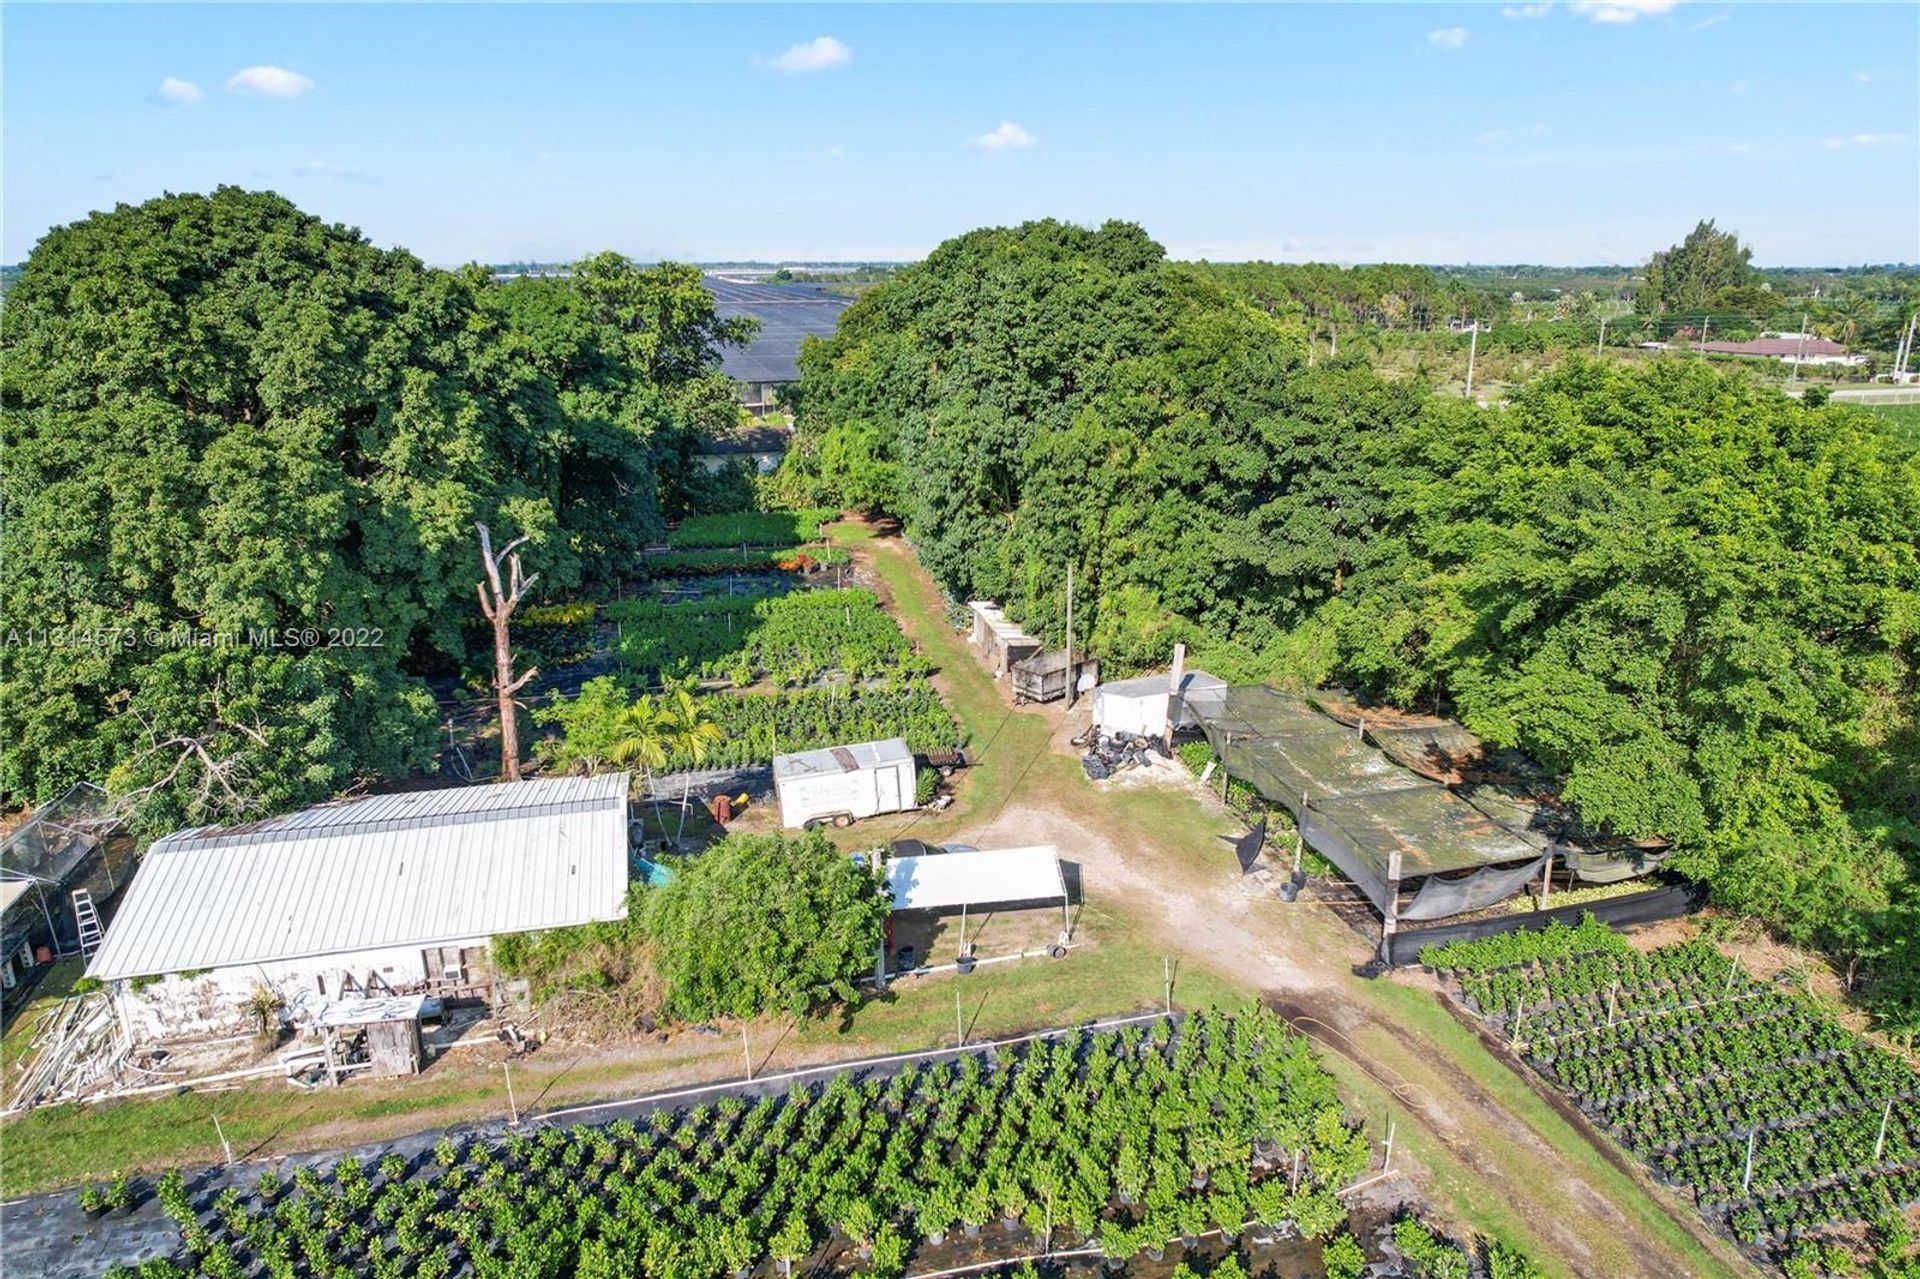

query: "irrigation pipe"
left=858, top=944, right=1075, bottom=985
left=537, top=1009, right=1174, bottom=1125
left=900, top=1198, right=1397, bottom=1279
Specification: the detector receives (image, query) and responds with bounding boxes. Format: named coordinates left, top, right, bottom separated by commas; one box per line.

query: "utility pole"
left=1064, top=561, right=1075, bottom=708
left=1596, top=315, right=1606, bottom=357
left=1463, top=321, right=1479, bottom=399
left=1792, top=313, right=1807, bottom=383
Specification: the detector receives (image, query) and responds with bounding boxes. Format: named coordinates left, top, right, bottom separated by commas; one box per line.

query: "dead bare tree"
left=475, top=523, right=540, bottom=782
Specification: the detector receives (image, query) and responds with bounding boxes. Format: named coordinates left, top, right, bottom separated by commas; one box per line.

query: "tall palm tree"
left=608, top=694, right=671, bottom=821
left=660, top=678, right=723, bottom=841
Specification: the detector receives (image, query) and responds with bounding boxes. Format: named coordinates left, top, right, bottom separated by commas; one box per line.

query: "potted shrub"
left=869, top=1222, right=909, bottom=1279
left=839, top=1200, right=880, bottom=1260
left=104, top=1174, right=136, bottom=1212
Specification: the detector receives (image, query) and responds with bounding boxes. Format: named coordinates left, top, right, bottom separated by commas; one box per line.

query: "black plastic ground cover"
left=1386, top=881, right=1708, bottom=966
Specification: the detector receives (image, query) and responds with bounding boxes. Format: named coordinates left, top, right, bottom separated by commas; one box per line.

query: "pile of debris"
left=4, top=989, right=126, bottom=1112
left=1079, top=730, right=1166, bottom=780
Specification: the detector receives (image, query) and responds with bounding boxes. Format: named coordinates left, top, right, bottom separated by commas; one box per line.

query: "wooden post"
left=475, top=523, right=540, bottom=783
left=1606, top=980, right=1619, bottom=1028
left=1064, top=562, right=1075, bottom=708
left=1164, top=956, right=1172, bottom=1015
left=742, top=1023, right=753, bottom=1081
left=500, top=1060, right=519, bottom=1126
left=955, top=982, right=963, bottom=1049
left=1221, top=732, right=1232, bottom=799
left=1380, top=849, right=1403, bottom=964
left=1725, top=954, right=1741, bottom=994
left=1382, top=1117, right=1396, bottom=1175
left=212, top=1114, right=234, bottom=1166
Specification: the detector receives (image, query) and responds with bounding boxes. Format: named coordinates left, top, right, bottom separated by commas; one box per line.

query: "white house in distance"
left=773, top=738, right=916, bottom=829
left=1093, top=670, right=1227, bottom=739
left=86, top=774, right=632, bottom=1038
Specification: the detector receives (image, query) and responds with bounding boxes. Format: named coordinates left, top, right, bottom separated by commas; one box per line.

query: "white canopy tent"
left=883, top=845, right=1072, bottom=960
left=885, top=845, right=1066, bottom=912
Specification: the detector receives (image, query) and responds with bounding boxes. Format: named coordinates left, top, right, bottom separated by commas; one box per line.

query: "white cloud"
left=822, top=143, right=846, bottom=159
left=764, top=36, right=851, bottom=73
left=226, top=65, right=316, bottom=97
left=1686, top=8, right=1730, bottom=31
left=1501, top=3, right=1553, bottom=17
left=155, top=77, right=204, bottom=104
left=1428, top=26, right=1469, bottom=49
left=296, top=160, right=380, bottom=183
left=1730, top=79, right=1748, bottom=94
left=1854, top=70, right=1872, bottom=83
left=970, top=120, right=1037, bottom=151
left=1570, top=0, right=1680, bottom=22
left=1727, top=142, right=1752, bottom=155
left=1822, top=133, right=1906, bottom=149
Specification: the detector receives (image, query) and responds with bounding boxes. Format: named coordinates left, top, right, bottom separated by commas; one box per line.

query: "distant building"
left=694, top=425, right=791, bottom=475
left=87, top=774, right=631, bottom=1037
left=1696, top=337, right=1867, bottom=367
left=707, top=277, right=853, bottom=414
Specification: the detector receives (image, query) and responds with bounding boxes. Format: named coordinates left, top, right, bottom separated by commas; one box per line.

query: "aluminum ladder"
left=71, top=889, right=104, bottom=958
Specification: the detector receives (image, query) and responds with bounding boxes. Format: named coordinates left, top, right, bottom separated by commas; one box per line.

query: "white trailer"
left=773, top=738, right=917, bottom=830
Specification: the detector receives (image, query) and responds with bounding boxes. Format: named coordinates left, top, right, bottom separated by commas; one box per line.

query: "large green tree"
left=1639, top=218, right=1758, bottom=315
left=642, top=831, right=888, bottom=1019
left=1, top=188, right=747, bottom=831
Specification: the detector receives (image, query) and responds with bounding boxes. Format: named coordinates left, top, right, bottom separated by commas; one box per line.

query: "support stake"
left=1874, top=1097, right=1893, bottom=1162
left=1741, top=1128, right=1756, bottom=1197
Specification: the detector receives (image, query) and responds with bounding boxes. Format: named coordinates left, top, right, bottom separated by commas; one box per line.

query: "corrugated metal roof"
left=772, top=738, right=911, bottom=781
left=88, top=775, right=631, bottom=980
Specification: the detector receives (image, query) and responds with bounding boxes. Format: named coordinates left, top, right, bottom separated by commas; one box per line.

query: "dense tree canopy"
left=1639, top=218, right=1761, bottom=316
left=787, top=218, right=1920, bottom=1031
left=642, top=831, right=889, bottom=1020
left=0, top=188, right=746, bottom=832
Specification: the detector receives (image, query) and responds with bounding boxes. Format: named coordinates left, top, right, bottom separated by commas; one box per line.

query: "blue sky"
left=5, top=3, right=1915, bottom=266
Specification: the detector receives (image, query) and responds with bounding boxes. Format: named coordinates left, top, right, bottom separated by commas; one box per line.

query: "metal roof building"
left=88, top=774, right=632, bottom=982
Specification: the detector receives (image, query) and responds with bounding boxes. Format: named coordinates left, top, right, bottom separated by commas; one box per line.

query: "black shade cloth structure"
left=1399, top=855, right=1548, bottom=922
left=1190, top=686, right=1542, bottom=956
left=706, top=278, right=854, bottom=385
left=1233, top=818, right=1267, bottom=875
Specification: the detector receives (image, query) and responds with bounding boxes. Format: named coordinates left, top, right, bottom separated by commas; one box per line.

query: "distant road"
left=1790, top=385, right=1920, bottom=403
